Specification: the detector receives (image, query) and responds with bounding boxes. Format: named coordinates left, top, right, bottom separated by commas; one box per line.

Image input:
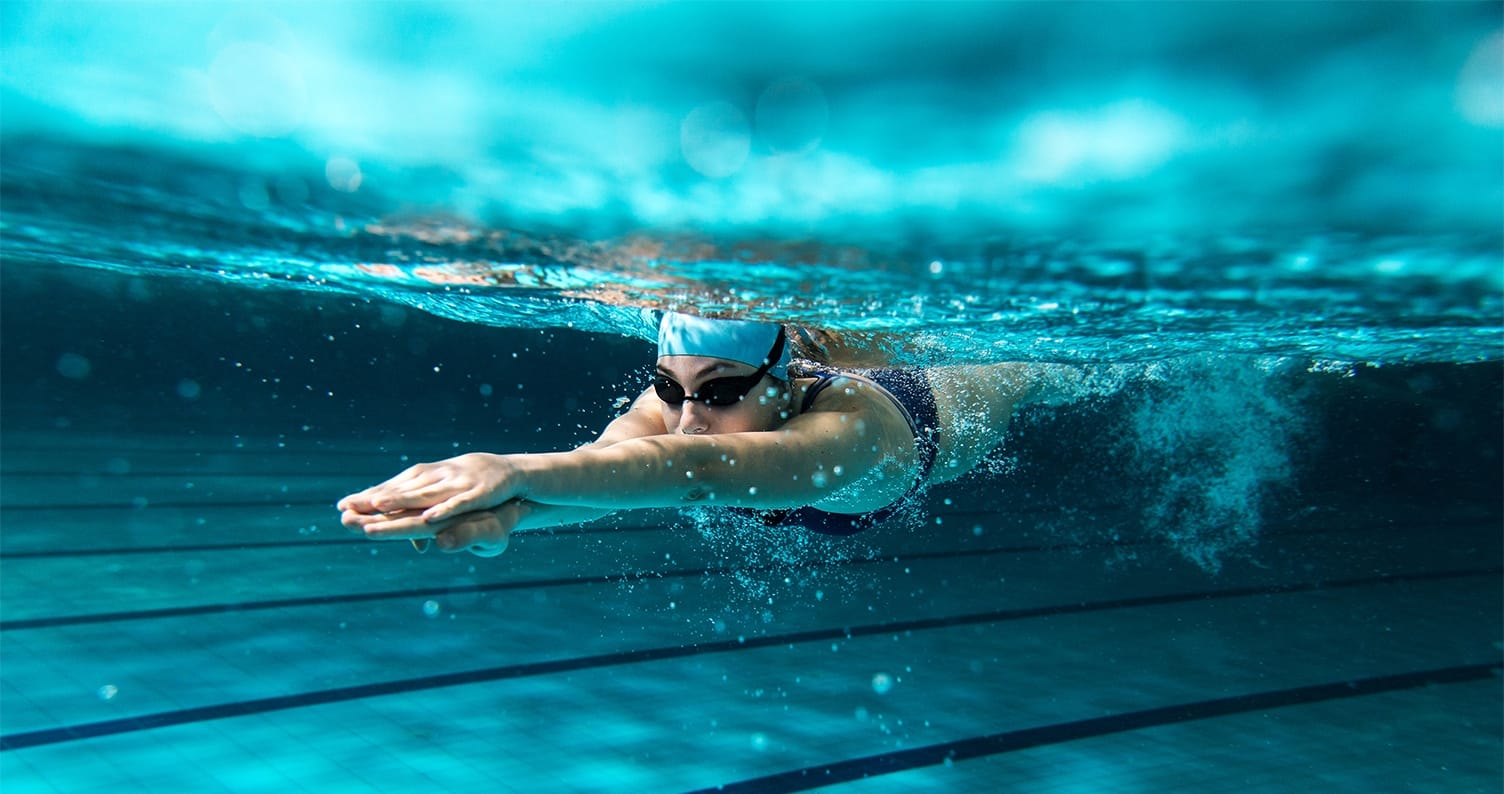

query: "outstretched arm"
left=346, top=395, right=915, bottom=542
left=340, top=386, right=670, bottom=550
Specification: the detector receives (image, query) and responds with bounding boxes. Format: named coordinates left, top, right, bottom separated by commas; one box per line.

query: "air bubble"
left=56, top=353, right=91, bottom=379
left=681, top=101, right=751, bottom=178
left=325, top=156, right=362, bottom=192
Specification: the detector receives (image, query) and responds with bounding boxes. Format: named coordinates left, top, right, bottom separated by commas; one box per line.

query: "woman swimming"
left=338, top=312, right=1061, bottom=556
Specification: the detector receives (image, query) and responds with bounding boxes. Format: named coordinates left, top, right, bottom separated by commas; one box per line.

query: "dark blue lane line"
left=0, top=512, right=1482, bottom=560
left=2, top=538, right=371, bottom=558
left=690, top=662, right=1504, bottom=794
left=0, top=568, right=1497, bottom=751
left=0, top=525, right=1452, bottom=630
left=0, top=446, right=457, bottom=459
left=0, top=522, right=670, bottom=559
left=0, top=499, right=1059, bottom=512
left=0, top=449, right=567, bottom=476
left=1, top=506, right=1497, bottom=631
left=0, top=500, right=338, bottom=511
left=1, top=471, right=383, bottom=478
left=0, top=542, right=1097, bottom=630
left=3, top=535, right=369, bottom=556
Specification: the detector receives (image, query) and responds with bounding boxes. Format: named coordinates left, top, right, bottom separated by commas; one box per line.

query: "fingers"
left=343, top=506, right=512, bottom=560
left=339, top=454, right=516, bottom=559
left=368, top=488, right=450, bottom=514
left=338, top=464, right=451, bottom=513
left=433, top=511, right=511, bottom=557
left=339, top=453, right=513, bottom=526
left=341, top=508, right=402, bottom=530
left=343, top=509, right=434, bottom=540
left=338, top=465, right=431, bottom=512
left=420, top=490, right=486, bottom=524
left=340, top=485, right=440, bottom=516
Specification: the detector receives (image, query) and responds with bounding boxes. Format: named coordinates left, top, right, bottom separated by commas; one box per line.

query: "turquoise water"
left=3, top=2, right=1500, bottom=364
left=1, top=3, right=1501, bottom=792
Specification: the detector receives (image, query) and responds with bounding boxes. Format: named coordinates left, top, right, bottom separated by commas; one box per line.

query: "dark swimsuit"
left=739, top=363, right=941, bottom=535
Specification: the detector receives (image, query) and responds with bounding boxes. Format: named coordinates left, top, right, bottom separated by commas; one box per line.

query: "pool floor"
left=1, top=431, right=1499, bottom=792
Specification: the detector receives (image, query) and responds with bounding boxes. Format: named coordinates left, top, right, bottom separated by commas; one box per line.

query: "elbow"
left=673, top=449, right=768, bottom=507
left=638, top=437, right=737, bottom=506
left=676, top=458, right=735, bottom=505
left=684, top=460, right=836, bottom=509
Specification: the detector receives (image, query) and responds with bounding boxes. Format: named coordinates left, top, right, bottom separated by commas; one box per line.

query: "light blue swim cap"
left=657, top=312, right=791, bottom=381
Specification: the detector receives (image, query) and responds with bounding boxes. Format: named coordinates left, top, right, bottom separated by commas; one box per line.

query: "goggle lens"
left=654, top=327, right=787, bottom=409
left=654, top=374, right=764, bottom=407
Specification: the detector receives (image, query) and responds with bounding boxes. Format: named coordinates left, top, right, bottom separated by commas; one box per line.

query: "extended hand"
left=340, top=503, right=518, bottom=557
left=336, top=452, right=525, bottom=524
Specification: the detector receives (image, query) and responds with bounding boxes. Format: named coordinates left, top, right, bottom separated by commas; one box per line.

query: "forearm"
left=514, top=435, right=813, bottom=511
left=393, top=406, right=901, bottom=525
left=507, top=500, right=616, bottom=532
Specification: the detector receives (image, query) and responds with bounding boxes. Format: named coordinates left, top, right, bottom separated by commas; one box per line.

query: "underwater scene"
left=1, top=2, right=1500, bottom=792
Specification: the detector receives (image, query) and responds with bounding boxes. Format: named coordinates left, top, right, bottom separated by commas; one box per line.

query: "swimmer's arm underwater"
left=340, top=380, right=916, bottom=550
left=474, top=389, right=669, bottom=529
left=497, top=383, right=917, bottom=516
left=340, top=388, right=669, bottom=551
left=342, top=490, right=617, bottom=556
left=345, top=407, right=907, bottom=539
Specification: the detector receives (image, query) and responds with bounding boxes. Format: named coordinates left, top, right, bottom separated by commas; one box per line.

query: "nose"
left=677, top=401, right=712, bottom=435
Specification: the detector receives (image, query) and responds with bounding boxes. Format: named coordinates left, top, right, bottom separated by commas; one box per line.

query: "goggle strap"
left=748, top=327, right=787, bottom=383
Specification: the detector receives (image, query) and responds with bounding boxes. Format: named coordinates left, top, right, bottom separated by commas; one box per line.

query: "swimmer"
left=338, top=312, right=1073, bottom=556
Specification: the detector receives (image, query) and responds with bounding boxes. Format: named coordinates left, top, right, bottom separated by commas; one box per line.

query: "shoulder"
left=795, top=371, right=910, bottom=428
left=589, top=385, right=668, bottom=447
left=778, top=371, right=925, bottom=511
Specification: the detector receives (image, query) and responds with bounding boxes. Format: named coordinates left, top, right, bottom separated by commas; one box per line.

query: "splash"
left=682, top=506, right=877, bottom=604
left=1120, top=356, right=1304, bottom=572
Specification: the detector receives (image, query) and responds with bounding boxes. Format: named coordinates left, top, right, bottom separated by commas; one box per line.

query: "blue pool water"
left=1, top=3, right=1501, bottom=792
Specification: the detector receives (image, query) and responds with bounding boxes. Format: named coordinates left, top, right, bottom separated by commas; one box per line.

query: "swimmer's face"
left=655, top=355, right=792, bottom=435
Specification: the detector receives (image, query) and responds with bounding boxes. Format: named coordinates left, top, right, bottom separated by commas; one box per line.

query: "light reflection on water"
left=0, top=2, right=1499, bottom=365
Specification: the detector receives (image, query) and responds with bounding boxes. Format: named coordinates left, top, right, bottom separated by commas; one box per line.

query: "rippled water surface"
left=3, top=2, right=1499, bottom=365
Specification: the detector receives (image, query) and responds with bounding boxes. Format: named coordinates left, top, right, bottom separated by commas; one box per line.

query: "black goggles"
left=654, top=328, right=787, bottom=407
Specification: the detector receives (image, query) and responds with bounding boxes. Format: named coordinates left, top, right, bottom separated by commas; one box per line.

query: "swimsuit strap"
left=795, top=364, right=939, bottom=486
left=739, top=363, right=941, bottom=536
left=799, top=372, right=842, bottom=414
